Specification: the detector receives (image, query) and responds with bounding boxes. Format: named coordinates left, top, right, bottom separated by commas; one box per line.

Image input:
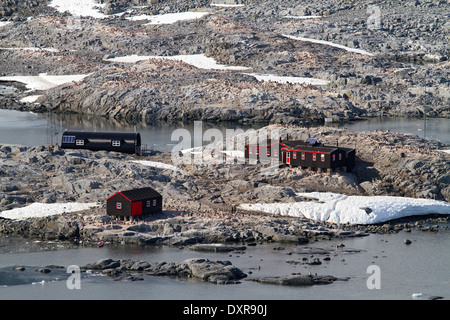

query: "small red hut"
left=106, top=187, right=162, bottom=218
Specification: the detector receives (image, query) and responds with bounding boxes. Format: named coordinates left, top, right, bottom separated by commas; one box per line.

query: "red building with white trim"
left=244, top=138, right=355, bottom=172
left=106, top=187, right=162, bottom=219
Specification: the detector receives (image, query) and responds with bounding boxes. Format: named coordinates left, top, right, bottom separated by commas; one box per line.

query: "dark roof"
left=281, top=140, right=309, bottom=148
left=282, top=141, right=339, bottom=153
left=244, top=138, right=355, bottom=154
left=338, top=147, right=356, bottom=153
left=245, top=139, right=285, bottom=146
left=108, top=187, right=161, bottom=202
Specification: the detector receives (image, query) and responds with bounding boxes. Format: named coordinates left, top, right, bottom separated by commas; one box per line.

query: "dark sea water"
left=0, top=229, right=449, bottom=300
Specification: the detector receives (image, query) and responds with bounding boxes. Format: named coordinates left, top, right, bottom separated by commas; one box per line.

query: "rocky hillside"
left=0, top=0, right=448, bottom=123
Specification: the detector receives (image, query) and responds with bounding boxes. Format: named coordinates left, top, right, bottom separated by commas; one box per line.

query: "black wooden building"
left=61, top=130, right=141, bottom=154
left=244, top=138, right=356, bottom=172
left=244, top=139, right=286, bottom=164
left=106, top=187, right=162, bottom=218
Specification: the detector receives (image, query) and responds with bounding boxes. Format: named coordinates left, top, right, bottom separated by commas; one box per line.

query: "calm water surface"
left=0, top=229, right=449, bottom=300
left=0, top=109, right=449, bottom=148
left=0, top=109, right=267, bottom=151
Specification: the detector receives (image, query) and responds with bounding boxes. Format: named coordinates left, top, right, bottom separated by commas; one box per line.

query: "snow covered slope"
left=239, top=192, right=450, bottom=225
left=0, top=202, right=99, bottom=220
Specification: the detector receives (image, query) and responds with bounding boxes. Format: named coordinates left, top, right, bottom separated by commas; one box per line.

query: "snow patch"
left=49, top=0, right=209, bottom=23
left=0, top=21, right=12, bottom=28
left=124, top=12, right=209, bottom=24
left=105, top=53, right=250, bottom=71
left=105, top=54, right=328, bottom=86
left=0, top=73, right=88, bottom=91
left=211, top=3, right=245, bottom=7
left=136, top=12, right=210, bottom=25
left=49, top=0, right=107, bottom=19
left=142, top=12, right=210, bottom=25
left=247, top=73, right=329, bottom=86
left=0, top=202, right=99, bottom=220
left=0, top=47, right=60, bottom=52
left=282, top=34, right=374, bottom=56
left=284, top=15, right=322, bottom=19
left=239, top=192, right=450, bottom=225
left=20, top=95, right=42, bottom=103
left=131, top=160, right=178, bottom=171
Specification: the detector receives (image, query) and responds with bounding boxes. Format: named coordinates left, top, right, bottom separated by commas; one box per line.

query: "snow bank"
left=211, top=3, right=245, bottom=7
left=105, top=55, right=332, bottom=85
left=105, top=53, right=250, bottom=71
left=247, top=73, right=329, bottom=86
left=131, top=160, right=178, bottom=171
left=239, top=192, right=450, bottom=225
left=49, top=0, right=107, bottom=18
left=0, top=21, right=12, bottom=28
left=284, top=15, right=322, bottom=19
left=0, top=73, right=88, bottom=91
left=0, top=202, right=99, bottom=220
left=282, top=34, right=374, bottom=56
left=143, top=12, right=210, bottom=25
left=0, top=47, right=59, bottom=52
left=125, top=12, right=210, bottom=24
left=50, top=0, right=209, bottom=22
left=20, top=95, right=42, bottom=103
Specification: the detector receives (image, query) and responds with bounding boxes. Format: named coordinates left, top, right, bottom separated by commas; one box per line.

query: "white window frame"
left=76, top=139, right=84, bottom=146
left=112, top=140, right=121, bottom=147
left=116, top=202, right=122, bottom=210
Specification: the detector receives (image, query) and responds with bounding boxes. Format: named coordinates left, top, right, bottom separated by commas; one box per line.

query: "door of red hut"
left=131, top=201, right=142, bottom=216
